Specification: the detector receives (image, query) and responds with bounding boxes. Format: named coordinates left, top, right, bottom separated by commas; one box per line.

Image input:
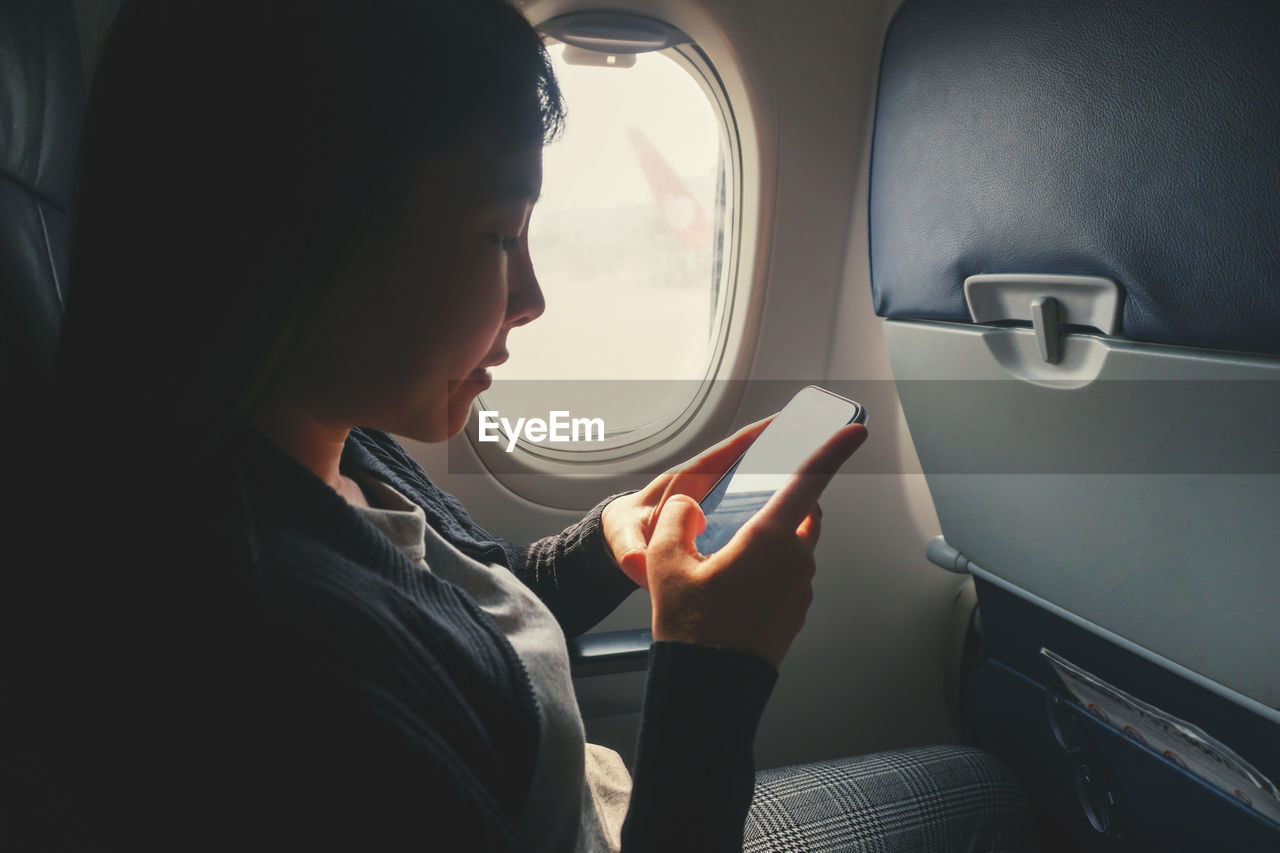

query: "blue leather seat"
left=871, top=0, right=1280, bottom=358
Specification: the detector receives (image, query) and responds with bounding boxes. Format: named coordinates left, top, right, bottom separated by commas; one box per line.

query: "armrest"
left=569, top=629, right=652, bottom=678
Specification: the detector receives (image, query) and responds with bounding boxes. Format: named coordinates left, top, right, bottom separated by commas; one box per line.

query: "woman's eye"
left=490, top=234, right=521, bottom=252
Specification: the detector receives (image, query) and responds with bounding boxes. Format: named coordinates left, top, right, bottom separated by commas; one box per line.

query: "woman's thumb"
left=649, top=494, right=707, bottom=560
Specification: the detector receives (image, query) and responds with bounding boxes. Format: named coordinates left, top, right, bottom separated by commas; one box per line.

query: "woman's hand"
left=645, top=424, right=867, bottom=668
left=601, top=417, right=777, bottom=590
left=602, top=418, right=868, bottom=668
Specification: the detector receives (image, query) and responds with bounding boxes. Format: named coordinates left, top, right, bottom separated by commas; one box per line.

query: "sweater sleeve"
left=512, top=493, right=641, bottom=639
left=621, top=641, right=779, bottom=852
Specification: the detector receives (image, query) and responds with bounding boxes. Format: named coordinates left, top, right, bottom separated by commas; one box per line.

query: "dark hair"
left=55, top=0, right=564, bottom=455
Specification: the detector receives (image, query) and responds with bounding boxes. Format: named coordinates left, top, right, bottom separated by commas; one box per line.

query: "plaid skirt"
left=744, top=745, right=1035, bottom=852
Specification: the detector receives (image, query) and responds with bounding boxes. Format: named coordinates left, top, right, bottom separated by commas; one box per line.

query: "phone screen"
left=696, top=387, right=866, bottom=555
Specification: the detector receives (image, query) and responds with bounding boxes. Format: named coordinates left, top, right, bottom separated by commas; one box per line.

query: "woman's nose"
left=506, top=246, right=545, bottom=328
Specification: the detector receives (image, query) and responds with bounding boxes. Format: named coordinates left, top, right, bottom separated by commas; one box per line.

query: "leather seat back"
left=1, top=0, right=84, bottom=402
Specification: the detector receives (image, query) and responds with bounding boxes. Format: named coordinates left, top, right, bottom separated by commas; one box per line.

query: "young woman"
left=17, top=1, right=1032, bottom=850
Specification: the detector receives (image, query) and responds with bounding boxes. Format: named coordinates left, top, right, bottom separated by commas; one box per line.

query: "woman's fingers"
left=681, top=415, right=775, bottom=477
left=753, top=424, right=866, bottom=534
left=796, top=504, right=822, bottom=545
left=648, top=494, right=707, bottom=563
left=656, top=415, right=776, bottom=512
left=646, top=423, right=866, bottom=671
left=601, top=495, right=656, bottom=589
left=608, top=419, right=779, bottom=587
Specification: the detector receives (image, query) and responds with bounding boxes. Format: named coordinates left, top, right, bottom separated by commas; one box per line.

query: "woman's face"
left=282, top=141, right=545, bottom=442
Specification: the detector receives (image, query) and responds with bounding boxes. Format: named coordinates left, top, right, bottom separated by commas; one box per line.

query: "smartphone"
left=696, top=386, right=867, bottom=555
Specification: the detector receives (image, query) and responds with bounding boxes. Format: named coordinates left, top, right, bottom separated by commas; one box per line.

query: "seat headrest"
left=1, top=0, right=84, bottom=390
left=869, top=0, right=1280, bottom=358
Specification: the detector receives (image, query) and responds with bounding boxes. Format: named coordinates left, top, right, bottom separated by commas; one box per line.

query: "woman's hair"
left=55, top=0, right=564, bottom=456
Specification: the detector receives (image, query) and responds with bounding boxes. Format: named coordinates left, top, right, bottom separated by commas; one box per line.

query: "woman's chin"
left=433, top=375, right=490, bottom=440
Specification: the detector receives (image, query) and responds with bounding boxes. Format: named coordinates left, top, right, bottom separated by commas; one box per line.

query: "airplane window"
left=477, top=40, right=736, bottom=458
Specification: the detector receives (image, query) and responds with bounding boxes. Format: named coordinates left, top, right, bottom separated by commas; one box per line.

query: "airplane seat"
left=868, top=0, right=1280, bottom=850
left=1, top=0, right=86, bottom=846
left=0, top=0, right=84, bottom=414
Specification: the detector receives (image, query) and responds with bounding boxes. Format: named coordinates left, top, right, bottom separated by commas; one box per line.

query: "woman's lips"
left=464, top=351, right=507, bottom=384
left=476, top=352, right=509, bottom=373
